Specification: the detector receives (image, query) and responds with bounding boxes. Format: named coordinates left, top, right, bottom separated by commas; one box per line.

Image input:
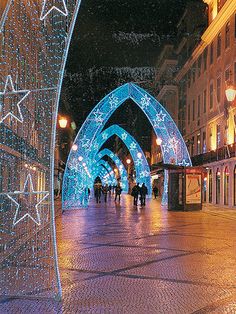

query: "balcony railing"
left=191, top=143, right=236, bottom=166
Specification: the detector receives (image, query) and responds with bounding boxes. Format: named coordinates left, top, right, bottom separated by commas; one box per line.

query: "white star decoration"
left=140, top=94, right=150, bottom=109
left=69, top=158, right=80, bottom=172
left=7, top=174, right=49, bottom=226
left=162, top=144, right=170, bottom=153
left=0, top=75, right=30, bottom=124
left=121, top=132, right=127, bottom=141
left=80, top=135, right=90, bottom=149
left=129, top=142, right=137, bottom=150
left=109, top=94, right=119, bottom=109
left=93, top=109, right=104, bottom=124
left=153, top=110, right=166, bottom=128
left=40, top=0, right=68, bottom=20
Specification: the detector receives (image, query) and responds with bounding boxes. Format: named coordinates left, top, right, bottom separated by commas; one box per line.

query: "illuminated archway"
left=94, top=148, right=128, bottom=192
left=63, top=83, right=191, bottom=209
left=63, top=124, right=151, bottom=208
left=0, top=1, right=82, bottom=299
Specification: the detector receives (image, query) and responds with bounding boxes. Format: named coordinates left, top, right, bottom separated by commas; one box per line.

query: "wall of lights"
left=63, top=83, right=191, bottom=209
left=0, top=0, right=81, bottom=299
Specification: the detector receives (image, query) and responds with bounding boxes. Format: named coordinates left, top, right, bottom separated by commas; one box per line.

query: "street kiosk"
left=168, top=166, right=203, bottom=211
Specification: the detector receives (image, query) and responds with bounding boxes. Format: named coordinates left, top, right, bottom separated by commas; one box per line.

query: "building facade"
left=176, top=0, right=236, bottom=208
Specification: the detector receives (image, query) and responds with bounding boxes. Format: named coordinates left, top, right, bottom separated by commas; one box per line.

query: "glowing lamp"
left=126, top=158, right=131, bottom=164
left=58, top=117, right=68, bottom=128
left=225, top=84, right=236, bottom=102
left=72, top=144, right=78, bottom=151
left=156, top=138, right=162, bottom=145
left=114, top=168, right=118, bottom=173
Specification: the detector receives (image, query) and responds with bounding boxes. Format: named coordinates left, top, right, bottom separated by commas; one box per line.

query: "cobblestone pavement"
left=1, top=195, right=236, bottom=313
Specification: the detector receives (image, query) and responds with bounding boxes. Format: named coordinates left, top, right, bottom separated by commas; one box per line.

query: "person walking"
left=153, top=186, right=158, bottom=199
left=114, top=184, right=122, bottom=202
left=94, top=182, right=102, bottom=203
left=140, top=183, right=148, bottom=206
left=102, top=184, right=109, bottom=203
left=131, top=183, right=140, bottom=206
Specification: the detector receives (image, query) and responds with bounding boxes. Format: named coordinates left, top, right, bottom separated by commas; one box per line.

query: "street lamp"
left=58, top=116, right=68, bottom=128
left=225, top=72, right=236, bottom=102
left=126, top=158, right=131, bottom=165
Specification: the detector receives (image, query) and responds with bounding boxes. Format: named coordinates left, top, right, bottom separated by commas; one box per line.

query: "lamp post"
left=58, top=116, right=68, bottom=128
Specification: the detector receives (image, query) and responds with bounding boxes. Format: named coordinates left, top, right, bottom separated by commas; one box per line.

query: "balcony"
left=191, top=143, right=236, bottom=166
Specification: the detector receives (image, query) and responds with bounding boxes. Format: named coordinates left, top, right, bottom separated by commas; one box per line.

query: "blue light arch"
left=63, top=83, right=191, bottom=209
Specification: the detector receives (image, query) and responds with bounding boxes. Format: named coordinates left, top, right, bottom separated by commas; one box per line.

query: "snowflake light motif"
left=109, top=94, right=119, bottom=109
left=121, top=132, right=127, bottom=141
left=69, top=158, right=80, bottom=172
left=140, top=94, right=150, bottom=109
left=93, top=109, right=104, bottom=124
left=102, top=132, right=108, bottom=140
left=179, top=159, right=190, bottom=166
left=169, top=137, right=179, bottom=151
left=135, top=158, right=143, bottom=166
left=129, top=142, right=137, bottom=150
left=162, top=144, right=170, bottom=153
left=140, top=170, right=149, bottom=178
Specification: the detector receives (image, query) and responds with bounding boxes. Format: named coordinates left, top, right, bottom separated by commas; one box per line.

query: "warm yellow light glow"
left=126, top=158, right=131, bottom=165
left=225, top=85, right=236, bottom=102
left=58, top=117, right=68, bottom=128
left=156, top=138, right=162, bottom=145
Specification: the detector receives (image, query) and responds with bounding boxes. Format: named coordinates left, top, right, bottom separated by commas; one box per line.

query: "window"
left=197, top=95, right=201, bottom=118
left=188, top=103, right=190, bottom=124
left=217, top=32, right=221, bottom=57
left=225, top=22, right=230, bottom=48
left=216, top=77, right=221, bottom=102
left=209, top=83, right=214, bottom=109
left=209, top=170, right=212, bottom=203
left=203, top=90, right=207, bottom=113
left=202, top=131, right=206, bottom=153
left=216, top=169, right=221, bottom=204
left=224, top=167, right=229, bottom=205
left=192, top=100, right=195, bottom=121
left=197, top=56, right=201, bottom=77
left=217, top=124, right=221, bottom=148
left=197, top=133, right=201, bottom=154
left=210, top=42, right=214, bottom=64
left=203, top=48, right=207, bottom=71
left=192, top=63, right=196, bottom=83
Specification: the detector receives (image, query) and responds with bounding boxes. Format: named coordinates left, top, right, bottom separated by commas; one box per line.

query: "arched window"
left=234, top=166, right=236, bottom=206
left=224, top=167, right=229, bottom=205
left=216, top=169, right=221, bottom=204
left=209, top=170, right=212, bottom=203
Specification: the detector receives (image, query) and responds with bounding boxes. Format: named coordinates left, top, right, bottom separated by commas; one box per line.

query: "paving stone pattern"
left=1, top=195, right=236, bottom=313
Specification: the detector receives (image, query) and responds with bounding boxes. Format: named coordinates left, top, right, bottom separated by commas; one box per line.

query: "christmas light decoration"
left=63, top=83, right=191, bottom=210
left=0, top=0, right=82, bottom=299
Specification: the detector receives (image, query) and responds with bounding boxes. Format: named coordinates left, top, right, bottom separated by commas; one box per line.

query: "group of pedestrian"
left=94, top=182, right=122, bottom=203
left=131, top=183, right=148, bottom=206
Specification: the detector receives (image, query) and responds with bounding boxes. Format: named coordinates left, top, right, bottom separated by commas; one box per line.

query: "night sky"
left=60, top=0, right=198, bottom=152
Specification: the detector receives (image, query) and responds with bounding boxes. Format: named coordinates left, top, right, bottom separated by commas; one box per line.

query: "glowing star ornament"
left=40, top=0, right=68, bottom=20
left=80, top=135, right=90, bottom=149
left=7, top=174, right=49, bottom=226
left=0, top=75, right=30, bottom=124
left=69, top=158, right=80, bottom=172
left=156, top=110, right=166, bottom=122
left=121, top=132, right=127, bottom=141
left=140, top=170, right=149, bottom=178
left=140, top=94, right=150, bottom=109
left=162, top=144, right=170, bottom=153
left=129, top=142, right=137, bottom=150
left=109, top=94, right=119, bottom=109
